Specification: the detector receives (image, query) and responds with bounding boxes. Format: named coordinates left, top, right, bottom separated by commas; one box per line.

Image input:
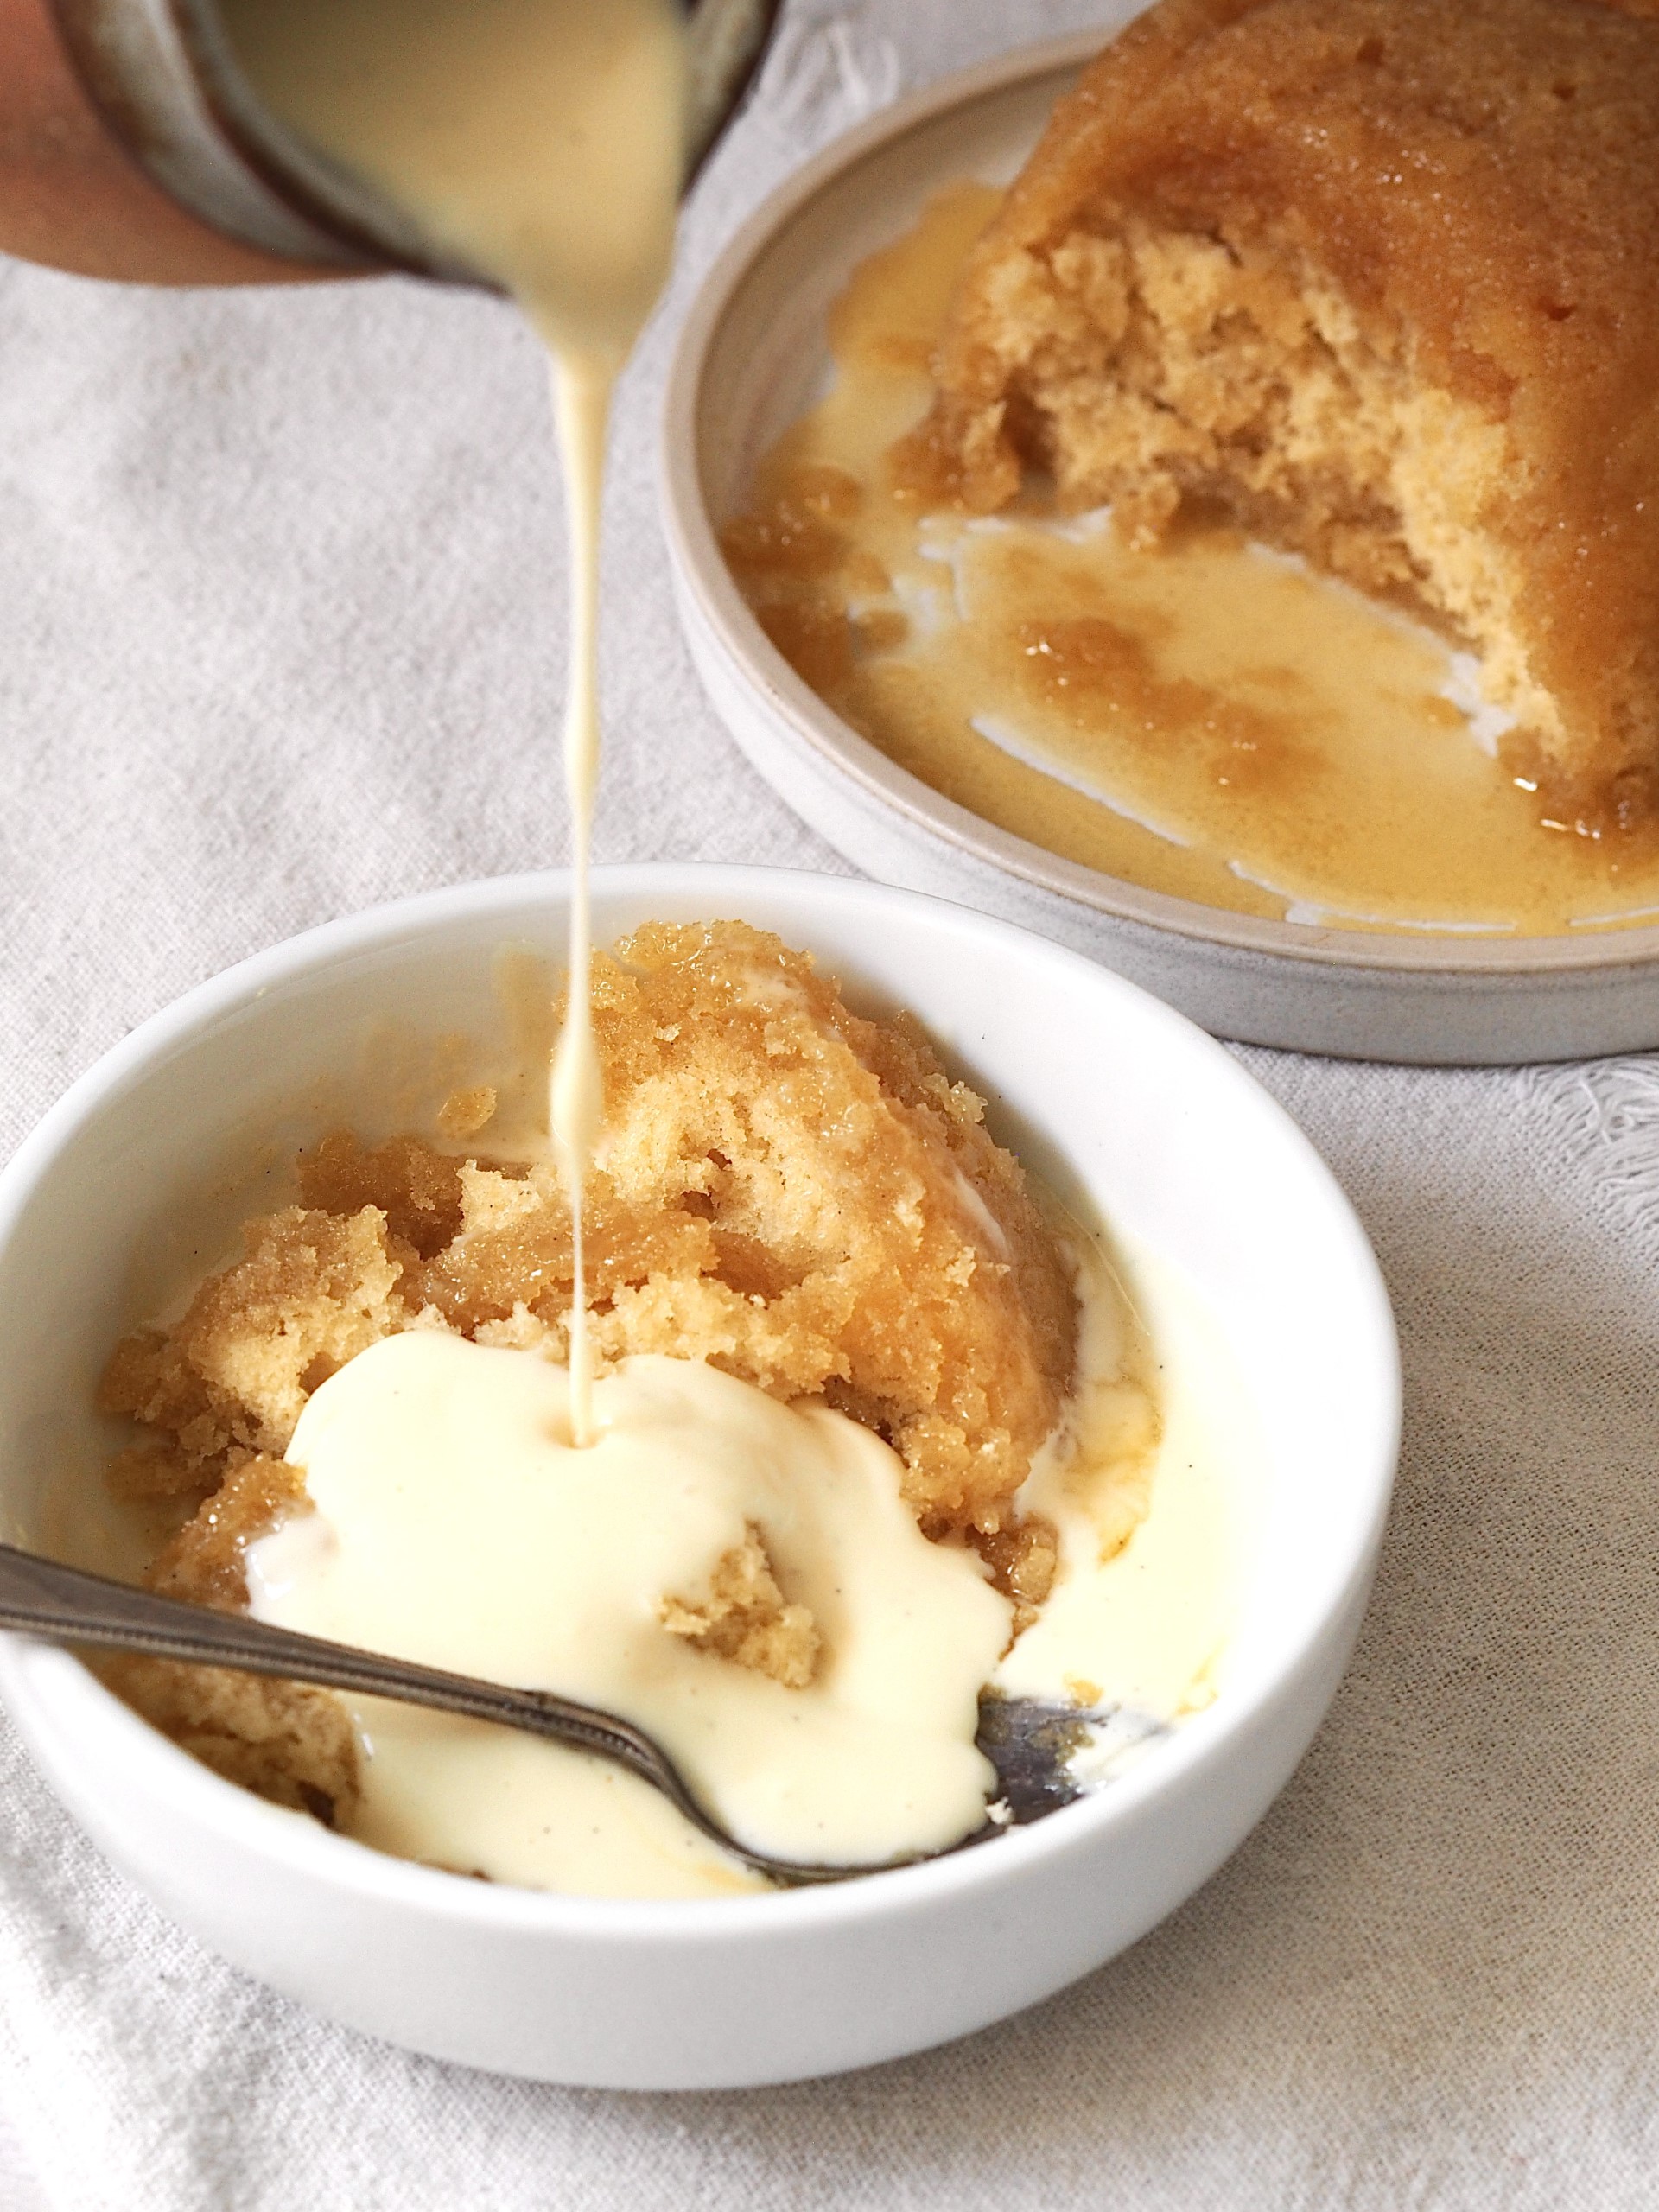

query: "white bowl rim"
left=661, top=30, right=1659, bottom=985
left=0, top=861, right=1400, bottom=1941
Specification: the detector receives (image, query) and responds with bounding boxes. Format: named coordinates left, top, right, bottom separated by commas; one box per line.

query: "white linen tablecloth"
left=3, top=3, right=1659, bottom=2203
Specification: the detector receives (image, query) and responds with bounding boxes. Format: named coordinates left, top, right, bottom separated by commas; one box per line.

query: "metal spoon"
left=0, top=1542, right=1160, bottom=1886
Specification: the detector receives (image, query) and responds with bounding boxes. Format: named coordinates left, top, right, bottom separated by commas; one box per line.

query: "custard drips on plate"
left=724, top=184, right=1659, bottom=938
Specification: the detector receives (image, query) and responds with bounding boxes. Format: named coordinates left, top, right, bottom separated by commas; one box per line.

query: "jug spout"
left=1, top=0, right=779, bottom=287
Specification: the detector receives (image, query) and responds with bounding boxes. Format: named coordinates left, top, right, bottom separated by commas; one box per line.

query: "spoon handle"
left=0, top=1540, right=847, bottom=1882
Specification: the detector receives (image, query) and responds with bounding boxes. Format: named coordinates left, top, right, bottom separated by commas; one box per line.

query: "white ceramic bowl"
left=662, top=33, right=1659, bottom=1065
left=0, top=866, right=1397, bottom=2088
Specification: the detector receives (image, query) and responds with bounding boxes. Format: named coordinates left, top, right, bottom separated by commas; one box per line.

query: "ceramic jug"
left=0, top=0, right=778, bottom=284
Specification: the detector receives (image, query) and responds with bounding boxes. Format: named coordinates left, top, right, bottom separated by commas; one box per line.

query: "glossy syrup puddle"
left=723, top=182, right=1659, bottom=939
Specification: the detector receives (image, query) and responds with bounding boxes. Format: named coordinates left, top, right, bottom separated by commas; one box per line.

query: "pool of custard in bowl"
left=86, top=923, right=1259, bottom=1902
left=721, top=184, right=1659, bottom=940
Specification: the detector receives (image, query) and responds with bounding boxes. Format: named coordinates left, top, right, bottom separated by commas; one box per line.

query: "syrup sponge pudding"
left=905, top=0, right=1659, bottom=830
left=95, top=924, right=1081, bottom=1827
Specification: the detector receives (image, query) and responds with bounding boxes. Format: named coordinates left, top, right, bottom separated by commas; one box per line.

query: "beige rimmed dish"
left=661, top=29, right=1659, bottom=1065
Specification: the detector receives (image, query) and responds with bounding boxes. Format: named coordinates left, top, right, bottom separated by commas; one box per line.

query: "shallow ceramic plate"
left=663, top=30, right=1659, bottom=1064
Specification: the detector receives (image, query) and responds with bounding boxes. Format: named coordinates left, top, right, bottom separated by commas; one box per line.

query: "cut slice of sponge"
left=899, top=0, right=1659, bottom=832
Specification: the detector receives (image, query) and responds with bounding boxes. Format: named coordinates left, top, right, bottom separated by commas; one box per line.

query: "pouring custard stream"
left=215, top=0, right=689, bottom=1440
left=149, top=1, right=1243, bottom=1888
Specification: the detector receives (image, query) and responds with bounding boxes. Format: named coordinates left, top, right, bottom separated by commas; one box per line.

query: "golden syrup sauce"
left=723, top=183, right=1659, bottom=938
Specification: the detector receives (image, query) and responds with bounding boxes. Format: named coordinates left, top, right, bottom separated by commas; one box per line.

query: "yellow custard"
left=227, top=1222, right=1247, bottom=1896
left=248, top=1340, right=1012, bottom=1882
left=723, top=183, right=1659, bottom=939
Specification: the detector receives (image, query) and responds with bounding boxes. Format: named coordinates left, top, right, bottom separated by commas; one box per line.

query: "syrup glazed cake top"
left=901, top=0, right=1659, bottom=836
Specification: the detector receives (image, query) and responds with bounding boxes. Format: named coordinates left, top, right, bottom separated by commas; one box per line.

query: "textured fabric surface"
left=3, top=3, right=1659, bottom=2205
